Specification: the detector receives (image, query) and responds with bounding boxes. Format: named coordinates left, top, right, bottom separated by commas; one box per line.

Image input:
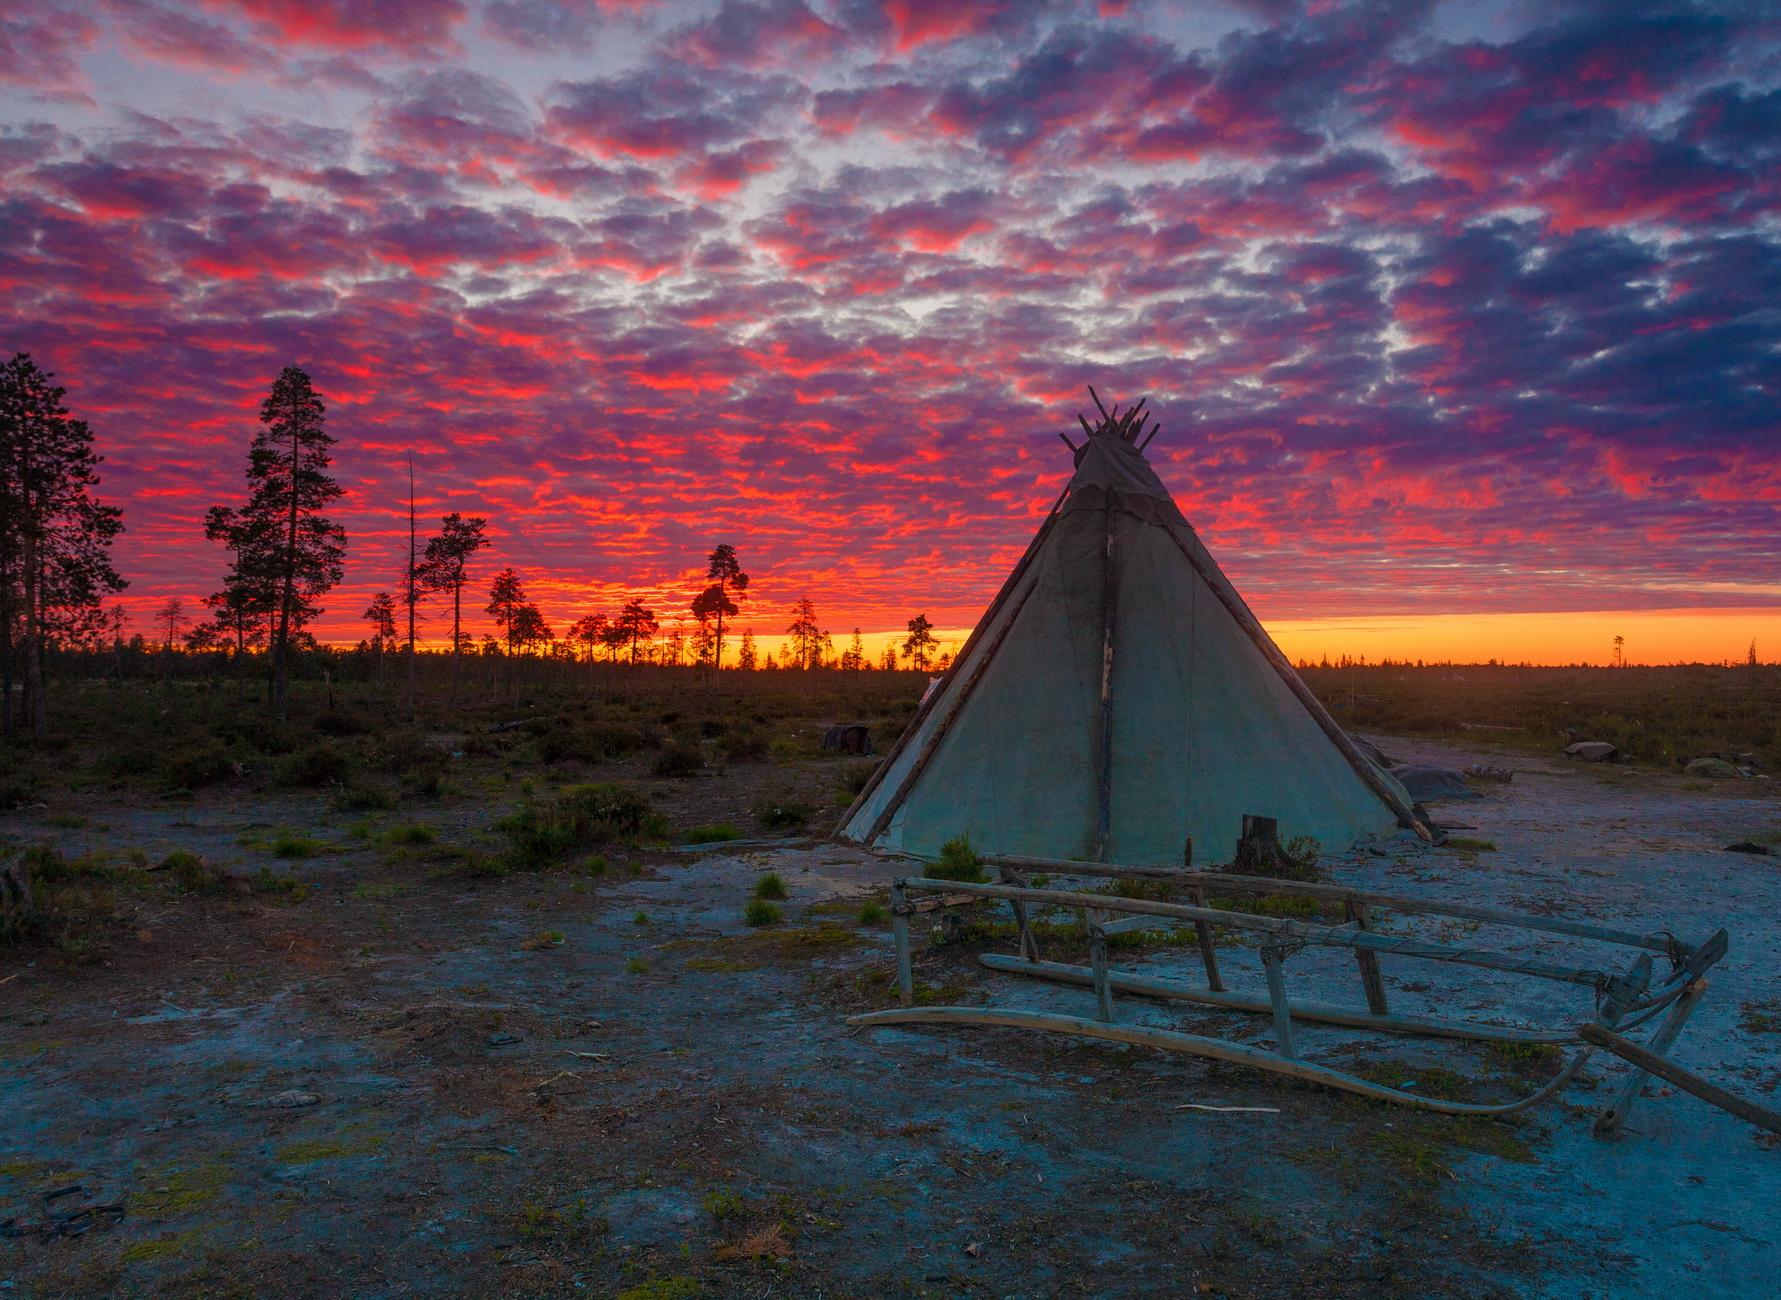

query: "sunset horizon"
left=4, top=0, right=1776, bottom=670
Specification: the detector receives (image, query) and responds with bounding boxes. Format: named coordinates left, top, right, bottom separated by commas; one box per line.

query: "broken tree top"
left=841, top=388, right=1425, bottom=865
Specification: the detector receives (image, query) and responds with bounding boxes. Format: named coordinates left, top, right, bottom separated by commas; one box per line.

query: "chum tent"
left=838, top=393, right=1427, bottom=866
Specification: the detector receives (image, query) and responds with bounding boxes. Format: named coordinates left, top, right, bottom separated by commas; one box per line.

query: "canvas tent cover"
left=839, top=426, right=1421, bottom=866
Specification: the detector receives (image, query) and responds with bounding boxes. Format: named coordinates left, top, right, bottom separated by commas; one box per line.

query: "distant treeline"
left=0, top=358, right=950, bottom=736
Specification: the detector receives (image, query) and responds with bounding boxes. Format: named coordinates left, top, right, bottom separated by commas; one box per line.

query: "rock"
left=1388, top=765, right=1480, bottom=802
left=486, top=1032, right=521, bottom=1046
left=1724, top=841, right=1773, bottom=856
left=1685, top=757, right=1742, bottom=779
left=0, top=852, right=31, bottom=911
left=1564, top=741, right=1617, bottom=762
left=1464, top=764, right=1513, bottom=784
left=263, top=1090, right=321, bottom=1109
left=821, top=723, right=873, bottom=755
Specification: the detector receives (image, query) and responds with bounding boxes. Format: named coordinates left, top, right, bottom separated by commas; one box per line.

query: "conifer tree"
left=486, top=568, right=528, bottom=657
left=363, top=591, right=398, bottom=683
left=903, top=613, right=937, bottom=672
left=419, top=511, right=488, bottom=695
left=785, top=598, right=829, bottom=670
left=615, top=598, right=659, bottom=665
left=0, top=353, right=126, bottom=736
left=214, top=365, right=344, bottom=720
left=737, top=628, right=757, bottom=671
left=694, top=544, right=748, bottom=671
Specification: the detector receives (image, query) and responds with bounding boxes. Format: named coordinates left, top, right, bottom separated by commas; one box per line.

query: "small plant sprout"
left=744, top=898, right=782, bottom=927
left=753, top=872, right=787, bottom=900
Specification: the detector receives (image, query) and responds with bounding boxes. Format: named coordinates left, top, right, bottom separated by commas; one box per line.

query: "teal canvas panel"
left=890, top=503, right=1106, bottom=859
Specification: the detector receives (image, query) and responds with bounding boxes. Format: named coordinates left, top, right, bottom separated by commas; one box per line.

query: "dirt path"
left=3, top=736, right=1778, bottom=1297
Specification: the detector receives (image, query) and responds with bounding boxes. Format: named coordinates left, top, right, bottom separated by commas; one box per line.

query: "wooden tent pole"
left=1095, top=502, right=1118, bottom=860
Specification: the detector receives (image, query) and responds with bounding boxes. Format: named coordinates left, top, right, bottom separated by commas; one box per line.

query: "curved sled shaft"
left=850, top=1005, right=1591, bottom=1116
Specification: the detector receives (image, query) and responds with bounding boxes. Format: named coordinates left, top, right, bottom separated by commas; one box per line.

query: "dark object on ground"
left=486, top=1032, right=521, bottom=1046
left=0, top=1186, right=124, bottom=1241
left=1724, top=841, right=1773, bottom=856
left=1465, top=764, right=1513, bottom=783
left=0, top=852, right=30, bottom=911
left=1350, top=737, right=1397, bottom=768
left=822, top=723, right=873, bottom=756
left=1685, top=756, right=1744, bottom=779
left=1564, top=741, right=1618, bottom=762
left=1389, top=765, right=1481, bottom=802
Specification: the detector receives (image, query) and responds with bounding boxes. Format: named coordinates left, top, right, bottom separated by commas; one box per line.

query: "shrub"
left=276, top=742, right=353, bottom=788
left=839, top=761, right=877, bottom=795
left=168, top=741, right=235, bottom=790
left=161, top=850, right=228, bottom=896
left=721, top=728, right=768, bottom=763
left=929, top=834, right=985, bottom=883
left=377, top=729, right=443, bottom=772
left=383, top=823, right=436, bottom=847
left=651, top=743, right=702, bottom=779
left=271, top=831, right=324, bottom=858
left=754, top=797, right=812, bottom=831
left=857, top=901, right=888, bottom=925
left=753, top=873, right=787, bottom=901
left=333, top=780, right=396, bottom=812
left=701, top=1188, right=746, bottom=1221
left=743, top=898, right=781, bottom=927
left=249, top=868, right=309, bottom=902
left=497, top=783, right=659, bottom=869
left=683, top=824, right=741, bottom=844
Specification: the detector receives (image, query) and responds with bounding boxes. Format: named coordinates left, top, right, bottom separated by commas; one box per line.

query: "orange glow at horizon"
left=735, top=607, right=1781, bottom=669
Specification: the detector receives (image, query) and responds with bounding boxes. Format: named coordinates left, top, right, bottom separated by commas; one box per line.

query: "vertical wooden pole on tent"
left=1089, top=918, right=1115, bottom=1022
left=1094, top=504, right=1119, bottom=860
left=1347, top=901, right=1389, bottom=1014
left=839, top=482, right=1072, bottom=837
left=891, top=883, right=914, bottom=1006
left=1188, top=884, right=1225, bottom=992
left=1262, top=944, right=1295, bottom=1058
left=1593, top=978, right=1707, bottom=1136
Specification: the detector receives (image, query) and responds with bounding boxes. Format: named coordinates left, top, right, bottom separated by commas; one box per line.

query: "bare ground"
left=3, top=735, right=1779, bottom=1298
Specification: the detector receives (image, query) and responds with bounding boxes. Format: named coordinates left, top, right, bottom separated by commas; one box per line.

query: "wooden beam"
left=1580, top=1018, right=1781, bottom=1137
left=1095, top=503, right=1118, bottom=860
left=978, top=954, right=1573, bottom=1044
left=897, top=876, right=1615, bottom=987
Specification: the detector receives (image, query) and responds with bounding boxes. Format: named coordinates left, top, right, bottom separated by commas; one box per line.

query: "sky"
left=1, top=0, right=1777, bottom=664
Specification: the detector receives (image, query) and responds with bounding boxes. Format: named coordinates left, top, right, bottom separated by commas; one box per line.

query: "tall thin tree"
left=419, top=511, right=489, bottom=700
left=215, top=366, right=344, bottom=720
left=697, top=543, right=749, bottom=671
left=0, top=353, right=126, bottom=736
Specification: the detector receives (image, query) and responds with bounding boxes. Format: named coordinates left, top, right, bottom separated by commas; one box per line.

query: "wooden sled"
left=847, top=855, right=1781, bottom=1137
